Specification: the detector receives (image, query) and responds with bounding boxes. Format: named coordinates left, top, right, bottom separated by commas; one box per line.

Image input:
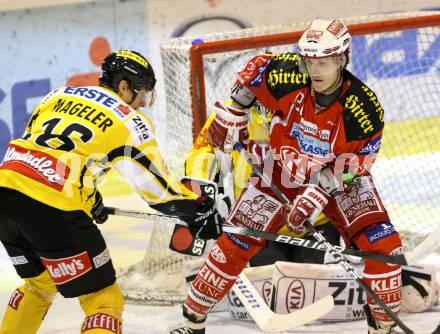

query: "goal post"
left=118, top=12, right=440, bottom=305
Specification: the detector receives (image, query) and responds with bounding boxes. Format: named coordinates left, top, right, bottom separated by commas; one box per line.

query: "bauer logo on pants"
left=40, top=251, right=93, bottom=284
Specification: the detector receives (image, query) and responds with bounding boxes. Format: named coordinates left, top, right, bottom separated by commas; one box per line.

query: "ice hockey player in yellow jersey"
left=0, top=50, right=222, bottom=334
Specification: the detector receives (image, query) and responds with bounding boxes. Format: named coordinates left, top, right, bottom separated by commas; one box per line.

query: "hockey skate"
left=364, top=304, right=398, bottom=334
left=169, top=305, right=206, bottom=334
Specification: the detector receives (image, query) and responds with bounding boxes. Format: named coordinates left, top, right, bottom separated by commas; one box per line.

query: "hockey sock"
left=184, top=234, right=261, bottom=316
left=353, top=222, right=402, bottom=323
left=78, top=282, right=124, bottom=334
left=0, top=270, right=57, bottom=334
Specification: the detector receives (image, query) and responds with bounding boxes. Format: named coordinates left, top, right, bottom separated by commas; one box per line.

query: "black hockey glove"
left=91, top=191, right=108, bottom=224
left=182, top=196, right=223, bottom=240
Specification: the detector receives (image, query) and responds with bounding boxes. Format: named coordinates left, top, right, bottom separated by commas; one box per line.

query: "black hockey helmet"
left=99, top=50, right=156, bottom=94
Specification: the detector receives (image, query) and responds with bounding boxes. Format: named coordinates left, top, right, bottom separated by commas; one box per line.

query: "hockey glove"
left=282, top=184, right=329, bottom=234
left=91, top=191, right=108, bottom=224
left=182, top=196, right=223, bottom=240
left=181, top=177, right=231, bottom=219
left=207, top=101, right=249, bottom=152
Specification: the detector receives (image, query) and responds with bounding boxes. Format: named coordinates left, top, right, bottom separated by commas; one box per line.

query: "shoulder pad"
left=339, top=71, right=384, bottom=142
left=264, top=53, right=310, bottom=100
left=266, top=53, right=310, bottom=100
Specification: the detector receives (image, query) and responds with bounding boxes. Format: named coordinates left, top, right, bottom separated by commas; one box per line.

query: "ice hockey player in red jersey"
left=170, top=19, right=403, bottom=334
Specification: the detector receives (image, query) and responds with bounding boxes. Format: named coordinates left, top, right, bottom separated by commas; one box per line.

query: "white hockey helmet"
left=298, top=18, right=351, bottom=58
left=298, top=19, right=351, bottom=76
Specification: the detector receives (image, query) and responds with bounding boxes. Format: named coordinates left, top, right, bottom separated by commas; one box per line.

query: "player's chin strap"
left=232, top=143, right=419, bottom=334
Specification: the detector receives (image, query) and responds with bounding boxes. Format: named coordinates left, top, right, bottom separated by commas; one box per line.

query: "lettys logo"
left=41, top=251, right=92, bottom=284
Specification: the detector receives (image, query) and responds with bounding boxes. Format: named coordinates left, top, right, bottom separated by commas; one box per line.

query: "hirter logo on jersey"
left=0, top=144, right=70, bottom=191
left=41, top=251, right=92, bottom=285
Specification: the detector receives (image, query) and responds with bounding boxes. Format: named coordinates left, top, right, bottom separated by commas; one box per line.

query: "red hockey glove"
left=207, top=101, right=249, bottom=152
left=282, top=184, right=329, bottom=234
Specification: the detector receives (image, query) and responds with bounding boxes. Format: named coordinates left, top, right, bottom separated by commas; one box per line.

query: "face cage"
left=298, top=53, right=346, bottom=77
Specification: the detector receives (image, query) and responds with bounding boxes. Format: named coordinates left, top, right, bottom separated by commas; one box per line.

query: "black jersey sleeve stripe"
left=103, top=145, right=183, bottom=197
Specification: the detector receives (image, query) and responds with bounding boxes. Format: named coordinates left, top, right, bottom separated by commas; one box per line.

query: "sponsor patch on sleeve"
left=125, top=114, right=154, bottom=145
left=358, top=136, right=381, bottom=155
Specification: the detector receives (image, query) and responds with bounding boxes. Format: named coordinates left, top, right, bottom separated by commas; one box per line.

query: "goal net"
left=117, top=12, right=440, bottom=304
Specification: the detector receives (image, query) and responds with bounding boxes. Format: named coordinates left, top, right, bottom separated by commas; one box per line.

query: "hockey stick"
left=106, top=206, right=409, bottom=265
left=232, top=270, right=334, bottom=332
left=233, top=144, right=417, bottom=334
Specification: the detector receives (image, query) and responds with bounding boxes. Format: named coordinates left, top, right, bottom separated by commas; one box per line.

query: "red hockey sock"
left=352, top=222, right=403, bottom=322
left=184, top=233, right=261, bottom=315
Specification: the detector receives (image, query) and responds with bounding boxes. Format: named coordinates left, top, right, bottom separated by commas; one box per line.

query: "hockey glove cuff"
left=282, top=184, right=329, bottom=234
left=91, top=191, right=108, bottom=224
left=184, top=196, right=223, bottom=240
left=207, top=101, right=249, bottom=153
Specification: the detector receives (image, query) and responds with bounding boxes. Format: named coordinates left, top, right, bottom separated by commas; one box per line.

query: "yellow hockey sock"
left=0, top=270, right=57, bottom=334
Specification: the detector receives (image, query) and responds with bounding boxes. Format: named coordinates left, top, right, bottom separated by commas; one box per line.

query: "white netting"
left=117, top=12, right=440, bottom=304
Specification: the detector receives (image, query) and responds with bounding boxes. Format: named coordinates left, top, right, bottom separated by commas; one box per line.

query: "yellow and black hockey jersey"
left=0, top=86, right=197, bottom=217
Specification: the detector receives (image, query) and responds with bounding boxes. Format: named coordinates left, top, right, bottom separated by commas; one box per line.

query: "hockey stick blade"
left=232, top=271, right=334, bottom=332
left=106, top=206, right=408, bottom=265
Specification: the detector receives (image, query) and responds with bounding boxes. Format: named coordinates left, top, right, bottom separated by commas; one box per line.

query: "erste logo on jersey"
left=126, top=115, right=153, bottom=145
left=63, top=86, right=133, bottom=120
left=290, top=123, right=330, bottom=158
left=114, top=103, right=133, bottom=120
left=41, top=251, right=92, bottom=284
left=0, top=144, right=70, bottom=191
